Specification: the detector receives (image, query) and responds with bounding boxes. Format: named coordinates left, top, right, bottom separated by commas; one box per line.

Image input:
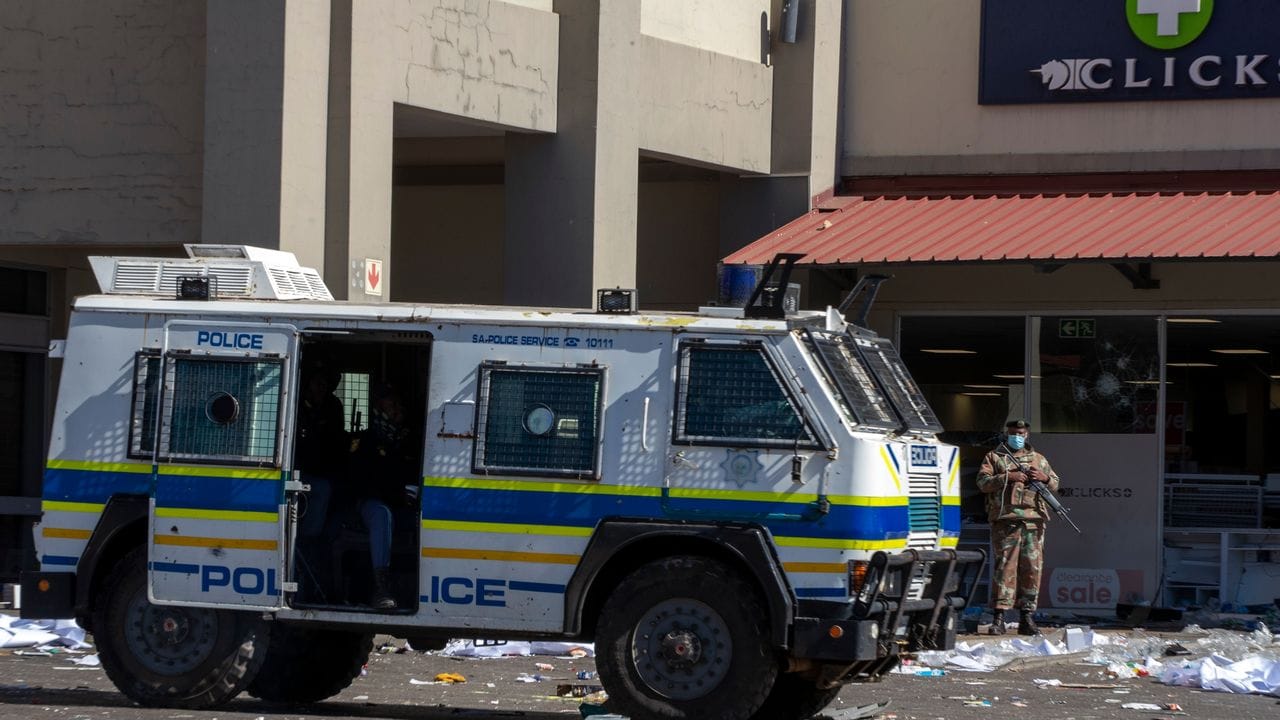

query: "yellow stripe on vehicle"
left=158, top=465, right=281, bottom=480
left=46, top=459, right=151, bottom=474
left=784, top=562, right=848, bottom=574
left=153, top=535, right=278, bottom=551
left=942, top=496, right=961, bottom=506
left=41, top=527, right=92, bottom=540
left=421, top=547, right=580, bottom=565
left=423, top=476, right=661, bottom=497
left=42, top=501, right=106, bottom=514
left=879, top=446, right=902, bottom=493
left=155, top=507, right=279, bottom=523
left=948, top=450, right=960, bottom=493
left=421, top=519, right=593, bottom=537
left=940, top=537, right=959, bottom=548
left=774, top=536, right=904, bottom=551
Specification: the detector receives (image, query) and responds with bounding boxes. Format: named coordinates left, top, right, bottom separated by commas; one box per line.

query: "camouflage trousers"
left=990, top=520, right=1046, bottom=611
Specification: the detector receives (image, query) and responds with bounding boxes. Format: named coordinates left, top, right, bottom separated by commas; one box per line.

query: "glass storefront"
left=900, top=312, right=1280, bottom=611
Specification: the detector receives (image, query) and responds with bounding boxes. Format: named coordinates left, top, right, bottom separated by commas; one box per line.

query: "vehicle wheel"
left=595, top=556, right=778, bottom=720
left=247, top=624, right=372, bottom=703
left=749, top=672, right=841, bottom=720
left=92, top=547, right=269, bottom=708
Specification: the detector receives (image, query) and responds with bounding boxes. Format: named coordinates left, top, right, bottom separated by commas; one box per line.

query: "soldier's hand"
left=1026, top=467, right=1045, bottom=483
left=1008, top=470, right=1026, bottom=484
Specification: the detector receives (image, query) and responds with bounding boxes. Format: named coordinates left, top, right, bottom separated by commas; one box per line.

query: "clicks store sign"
left=980, top=0, right=1280, bottom=104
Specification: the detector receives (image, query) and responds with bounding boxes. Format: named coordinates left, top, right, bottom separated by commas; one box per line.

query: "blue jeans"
left=298, top=474, right=333, bottom=539
left=359, top=498, right=393, bottom=570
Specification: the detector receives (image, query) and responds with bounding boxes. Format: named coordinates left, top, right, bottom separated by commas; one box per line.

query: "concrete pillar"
left=202, top=0, right=331, bottom=271
left=504, top=0, right=641, bottom=308
left=769, top=0, right=843, bottom=202
left=324, top=0, right=395, bottom=301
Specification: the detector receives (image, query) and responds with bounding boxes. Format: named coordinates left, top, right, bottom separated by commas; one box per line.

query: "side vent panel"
left=88, top=246, right=333, bottom=301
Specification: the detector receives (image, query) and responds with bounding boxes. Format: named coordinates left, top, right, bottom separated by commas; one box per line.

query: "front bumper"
left=790, top=548, right=987, bottom=685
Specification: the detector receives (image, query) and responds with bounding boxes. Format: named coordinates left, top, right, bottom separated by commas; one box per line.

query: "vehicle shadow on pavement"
left=0, top=687, right=570, bottom=719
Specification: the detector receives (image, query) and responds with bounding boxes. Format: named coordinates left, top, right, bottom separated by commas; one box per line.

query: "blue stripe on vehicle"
left=43, top=467, right=151, bottom=504
left=154, top=476, right=280, bottom=513
left=884, top=445, right=901, bottom=474
left=41, top=555, right=79, bottom=566
left=942, top=504, right=961, bottom=533
left=149, top=561, right=201, bottom=575
left=508, top=581, right=566, bottom=594
left=795, top=587, right=847, bottom=598
left=422, top=486, right=914, bottom=541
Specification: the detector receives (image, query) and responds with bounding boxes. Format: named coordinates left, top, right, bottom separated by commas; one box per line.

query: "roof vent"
left=89, top=245, right=333, bottom=301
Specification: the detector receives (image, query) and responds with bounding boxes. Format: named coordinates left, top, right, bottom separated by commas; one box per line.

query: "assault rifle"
left=995, top=443, right=1082, bottom=534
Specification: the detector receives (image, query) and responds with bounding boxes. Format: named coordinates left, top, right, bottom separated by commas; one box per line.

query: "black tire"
left=595, top=556, right=779, bottom=720
left=749, top=672, right=841, bottom=720
left=92, top=547, right=269, bottom=708
left=247, top=624, right=372, bottom=703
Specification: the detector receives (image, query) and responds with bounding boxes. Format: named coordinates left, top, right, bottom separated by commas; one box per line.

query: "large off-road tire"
left=595, top=556, right=778, bottom=720
left=749, top=672, right=841, bottom=720
left=92, top=547, right=269, bottom=708
left=247, top=624, right=372, bottom=703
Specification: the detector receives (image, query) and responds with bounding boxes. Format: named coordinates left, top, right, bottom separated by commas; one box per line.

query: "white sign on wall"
left=364, top=258, right=384, bottom=296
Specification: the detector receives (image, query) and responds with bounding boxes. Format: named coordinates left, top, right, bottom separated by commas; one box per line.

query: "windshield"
left=804, top=329, right=944, bottom=434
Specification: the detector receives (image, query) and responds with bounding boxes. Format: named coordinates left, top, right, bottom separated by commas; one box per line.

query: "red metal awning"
left=723, top=191, right=1280, bottom=266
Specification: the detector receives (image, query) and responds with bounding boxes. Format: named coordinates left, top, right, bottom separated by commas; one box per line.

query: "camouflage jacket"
left=976, top=445, right=1060, bottom=523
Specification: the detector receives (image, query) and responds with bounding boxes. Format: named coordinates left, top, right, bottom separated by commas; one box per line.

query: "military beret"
left=1006, top=418, right=1030, bottom=429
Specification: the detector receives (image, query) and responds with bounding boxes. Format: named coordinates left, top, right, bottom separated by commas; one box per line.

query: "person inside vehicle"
left=346, top=383, right=417, bottom=610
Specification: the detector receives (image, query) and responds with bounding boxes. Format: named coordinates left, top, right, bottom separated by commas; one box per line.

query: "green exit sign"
left=1058, top=318, right=1096, bottom=339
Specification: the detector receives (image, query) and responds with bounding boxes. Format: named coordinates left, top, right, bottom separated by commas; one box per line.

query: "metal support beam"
left=1111, top=262, right=1160, bottom=290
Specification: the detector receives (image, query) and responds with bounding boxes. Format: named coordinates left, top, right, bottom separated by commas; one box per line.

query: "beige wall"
left=637, top=180, right=722, bottom=310
left=844, top=0, right=1280, bottom=176
left=637, top=35, right=773, bottom=173
left=391, top=185, right=504, bottom=304
left=393, top=0, right=558, bottom=132
left=0, top=0, right=206, bottom=246
left=641, top=0, right=769, bottom=63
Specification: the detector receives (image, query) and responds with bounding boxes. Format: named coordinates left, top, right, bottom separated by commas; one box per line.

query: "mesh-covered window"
left=676, top=344, right=815, bottom=447
left=855, top=336, right=943, bottom=434
left=474, top=365, right=603, bottom=477
left=129, top=352, right=162, bottom=458
left=336, top=372, right=369, bottom=432
left=161, top=356, right=284, bottom=465
left=804, top=330, right=899, bottom=431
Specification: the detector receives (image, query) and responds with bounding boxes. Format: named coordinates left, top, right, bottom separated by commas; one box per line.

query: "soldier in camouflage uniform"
left=976, top=419, right=1060, bottom=636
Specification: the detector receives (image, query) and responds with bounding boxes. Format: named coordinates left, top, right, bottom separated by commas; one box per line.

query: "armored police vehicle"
left=22, top=245, right=983, bottom=720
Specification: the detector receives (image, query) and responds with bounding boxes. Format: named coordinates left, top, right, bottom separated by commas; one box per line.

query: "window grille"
left=474, top=365, right=603, bottom=477
left=128, top=351, right=162, bottom=459
left=336, top=372, right=370, bottom=432
left=854, top=335, right=944, bottom=434
left=804, top=330, right=899, bottom=431
left=160, top=356, right=284, bottom=465
left=675, top=344, right=815, bottom=447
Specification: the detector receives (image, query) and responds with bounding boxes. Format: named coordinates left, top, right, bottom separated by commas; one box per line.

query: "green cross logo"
left=1126, top=0, right=1214, bottom=50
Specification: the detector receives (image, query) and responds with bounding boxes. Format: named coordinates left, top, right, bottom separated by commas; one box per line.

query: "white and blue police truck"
left=22, top=246, right=983, bottom=719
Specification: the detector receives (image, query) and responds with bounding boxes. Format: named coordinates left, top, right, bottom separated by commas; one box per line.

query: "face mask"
left=1007, top=434, right=1026, bottom=451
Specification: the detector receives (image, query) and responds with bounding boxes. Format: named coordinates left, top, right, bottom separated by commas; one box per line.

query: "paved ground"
left=0, top=632, right=1277, bottom=720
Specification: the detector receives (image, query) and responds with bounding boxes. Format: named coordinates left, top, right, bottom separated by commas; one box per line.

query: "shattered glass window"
left=1035, top=316, right=1158, bottom=433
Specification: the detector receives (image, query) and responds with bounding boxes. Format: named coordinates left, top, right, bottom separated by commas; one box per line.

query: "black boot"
left=1018, top=610, right=1041, bottom=636
left=371, top=567, right=398, bottom=610
left=989, top=610, right=1007, bottom=635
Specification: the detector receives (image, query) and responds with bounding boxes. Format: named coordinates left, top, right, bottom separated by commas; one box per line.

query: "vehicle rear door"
left=147, top=320, right=298, bottom=610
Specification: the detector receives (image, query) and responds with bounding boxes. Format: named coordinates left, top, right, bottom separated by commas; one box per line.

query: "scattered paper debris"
left=440, top=639, right=594, bottom=658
